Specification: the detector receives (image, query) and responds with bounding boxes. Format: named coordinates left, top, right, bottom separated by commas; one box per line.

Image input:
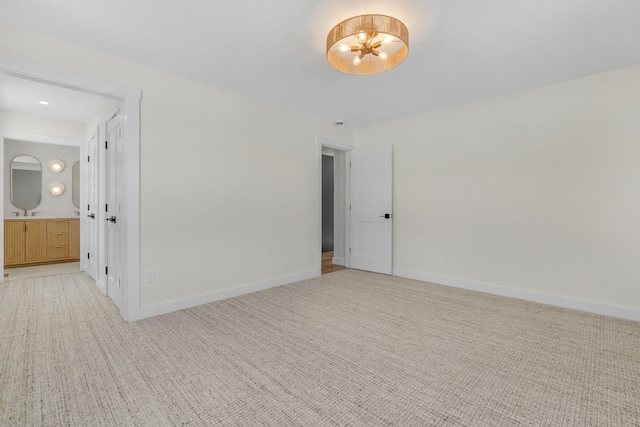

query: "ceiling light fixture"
left=38, top=101, right=50, bottom=105
left=326, top=14, right=409, bottom=75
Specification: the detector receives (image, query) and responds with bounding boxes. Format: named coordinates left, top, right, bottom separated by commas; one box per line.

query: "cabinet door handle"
left=54, top=246, right=62, bottom=248
left=54, top=233, right=63, bottom=235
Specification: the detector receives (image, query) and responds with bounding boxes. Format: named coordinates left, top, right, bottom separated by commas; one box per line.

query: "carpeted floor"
left=1, top=270, right=639, bottom=426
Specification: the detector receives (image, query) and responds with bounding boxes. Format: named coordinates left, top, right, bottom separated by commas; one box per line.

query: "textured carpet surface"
left=1, top=270, right=639, bottom=426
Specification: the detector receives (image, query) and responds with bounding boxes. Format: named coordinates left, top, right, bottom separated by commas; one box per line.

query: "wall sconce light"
left=49, top=159, right=66, bottom=173
left=49, top=182, right=66, bottom=196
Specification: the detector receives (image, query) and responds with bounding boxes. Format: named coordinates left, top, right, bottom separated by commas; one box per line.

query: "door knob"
left=105, top=216, right=117, bottom=224
left=87, top=213, right=95, bottom=219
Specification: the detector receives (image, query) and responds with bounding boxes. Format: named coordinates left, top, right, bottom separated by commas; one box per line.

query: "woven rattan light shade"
left=326, top=14, right=409, bottom=75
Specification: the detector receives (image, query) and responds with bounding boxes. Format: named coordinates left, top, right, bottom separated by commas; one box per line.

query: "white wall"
left=355, top=65, right=640, bottom=313
left=0, top=23, right=353, bottom=310
left=4, top=139, right=79, bottom=217
left=85, top=99, right=120, bottom=135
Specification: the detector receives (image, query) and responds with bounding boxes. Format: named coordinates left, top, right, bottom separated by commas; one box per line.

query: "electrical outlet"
left=145, top=269, right=155, bottom=282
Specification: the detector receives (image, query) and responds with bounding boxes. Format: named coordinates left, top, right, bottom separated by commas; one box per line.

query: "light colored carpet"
left=1, top=270, right=639, bottom=426
left=4, top=261, right=80, bottom=281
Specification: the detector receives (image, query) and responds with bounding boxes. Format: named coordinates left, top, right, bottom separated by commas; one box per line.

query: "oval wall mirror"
left=72, top=161, right=80, bottom=208
left=10, top=155, right=42, bottom=211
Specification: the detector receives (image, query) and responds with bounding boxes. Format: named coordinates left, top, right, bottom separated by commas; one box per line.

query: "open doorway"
left=3, top=137, right=83, bottom=281
left=0, top=58, right=141, bottom=321
left=321, top=146, right=347, bottom=275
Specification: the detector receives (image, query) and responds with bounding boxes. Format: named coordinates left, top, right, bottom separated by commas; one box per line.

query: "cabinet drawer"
left=48, top=232, right=69, bottom=246
left=47, top=245, right=69, bottom=259
left=47, top=220, right=69, bottom=234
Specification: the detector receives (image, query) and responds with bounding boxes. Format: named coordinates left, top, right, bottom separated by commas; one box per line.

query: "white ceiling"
left=1, top=0, right=640, bottom=128
left=0, top=74, right=108, bottom=122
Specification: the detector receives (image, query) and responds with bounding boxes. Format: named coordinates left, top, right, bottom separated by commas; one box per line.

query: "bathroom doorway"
left=3, top=135, right=83, bottom=281
left=0, top=58, right=141, bottom=322
left=0, top=76, right=107, bottom=283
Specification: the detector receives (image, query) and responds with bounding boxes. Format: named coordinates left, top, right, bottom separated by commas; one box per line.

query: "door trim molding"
left=0, top=55, right=142, bottom=322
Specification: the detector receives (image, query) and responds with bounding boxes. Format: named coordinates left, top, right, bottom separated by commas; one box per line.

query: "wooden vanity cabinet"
left=69, top=219, right=80, bottom=259
left=4, top=221, right=27, bottom=265
left=4, top=218, right=80, bottom=267
left=25, top=220, right=47, bottom=262
left=47, top=219, right=70, bottom=259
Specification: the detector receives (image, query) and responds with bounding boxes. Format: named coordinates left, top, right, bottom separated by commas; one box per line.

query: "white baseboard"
left=393, top=268, right=640, bottom=322
left=332, top=257, right=345, bottom=266
left=96, top=279, right=107, bottom=295
left=131, top=270, right=319, bottom=322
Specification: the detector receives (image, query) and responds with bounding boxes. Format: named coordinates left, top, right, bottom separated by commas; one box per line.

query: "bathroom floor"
left=4, top=262, right=80, bottom=281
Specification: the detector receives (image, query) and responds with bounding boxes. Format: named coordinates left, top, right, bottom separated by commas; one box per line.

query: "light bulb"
left=358, top=33, right=367, bottom=42
left=353, top=56, right=361, bottom=65
left=52, top=164, right=61, bottom=171
left=379, top=52, right=388, bottom=60
left=339, top=44, right=350, bottom=52
left=383, top=35, right=394, bottom=44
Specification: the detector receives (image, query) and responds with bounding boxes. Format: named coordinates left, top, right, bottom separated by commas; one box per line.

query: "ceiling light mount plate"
left=327, top=14, right=409, bottom=75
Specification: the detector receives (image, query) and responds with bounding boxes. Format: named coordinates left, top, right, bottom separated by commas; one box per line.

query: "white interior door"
left=105, top=110, right=123, bottom=309
left=86, top=129, right=99, bottom=283
left=350, top=145, right=393, bottom=274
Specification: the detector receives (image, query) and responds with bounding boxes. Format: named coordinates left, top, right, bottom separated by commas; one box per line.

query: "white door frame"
left=315, top=137, right=354, bottom=276
left=0, top=55, right=142, bottom=322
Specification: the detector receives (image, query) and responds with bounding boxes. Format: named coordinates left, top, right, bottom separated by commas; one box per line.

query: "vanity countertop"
left=5, top=215, right=80, bottom=220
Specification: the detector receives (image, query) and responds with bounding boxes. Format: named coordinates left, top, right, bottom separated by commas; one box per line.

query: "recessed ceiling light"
left=38, top=101, right=50, bottom=105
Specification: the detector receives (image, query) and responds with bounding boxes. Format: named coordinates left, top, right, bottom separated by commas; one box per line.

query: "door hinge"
left=105, top=267, right=108, bottom=275
left=105, top=204, right=108, bottom=212
left=349, top=248, right=351, bottom=253
left=105, top=141, right=108, bottom=149
left=87, top=155, right=90, bottom=162
left=87, top=204, right=90, bottom=210
left=87, top=253, right=90, bottom=260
